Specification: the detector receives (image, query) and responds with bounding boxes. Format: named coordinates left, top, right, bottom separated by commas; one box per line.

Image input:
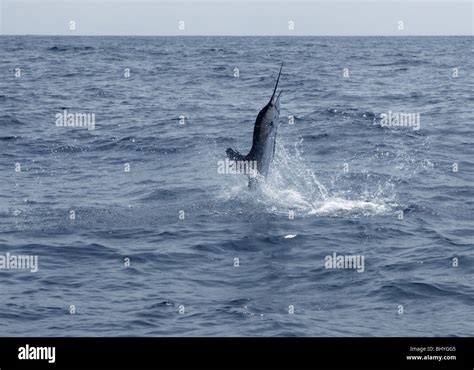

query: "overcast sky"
left=1, top=0, right=472, bottom=36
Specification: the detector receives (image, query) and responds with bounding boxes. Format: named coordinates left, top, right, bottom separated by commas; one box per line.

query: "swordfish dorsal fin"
left=269, top=62, right=283, bottom=105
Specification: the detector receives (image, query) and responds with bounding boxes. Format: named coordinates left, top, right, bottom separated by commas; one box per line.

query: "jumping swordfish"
left=226, top=63, right=283, bottom=190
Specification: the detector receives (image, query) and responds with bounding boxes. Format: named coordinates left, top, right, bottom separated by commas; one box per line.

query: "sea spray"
left=221, top=138, right=393, bottom=216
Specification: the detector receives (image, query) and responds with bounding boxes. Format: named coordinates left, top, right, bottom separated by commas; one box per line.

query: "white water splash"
left=220, top=140, right=395, bottom=216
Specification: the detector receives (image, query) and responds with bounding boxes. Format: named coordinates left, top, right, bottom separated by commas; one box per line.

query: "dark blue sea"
left=0, top=36, right=473, bottom=336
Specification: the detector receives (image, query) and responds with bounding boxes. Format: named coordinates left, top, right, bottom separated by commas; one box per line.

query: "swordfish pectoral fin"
left=226, top=147, right=246, bottom=161
left=227, top=147, right=259, bottom=190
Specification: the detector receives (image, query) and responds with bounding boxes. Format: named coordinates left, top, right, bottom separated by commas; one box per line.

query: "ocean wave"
left=0, top=114, right=24, bottom=125
left=371, top=58, right=429, bottom=67
left=49, top=45, right=95, bottom=52
left=0, top=136, right=19, bottom=141
left=325, top=108, right=377, bottom=120
left=372, top=280, right=474, bottom=303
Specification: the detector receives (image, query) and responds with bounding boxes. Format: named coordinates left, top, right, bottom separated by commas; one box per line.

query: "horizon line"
left=1, top=34, right=472, bottom=37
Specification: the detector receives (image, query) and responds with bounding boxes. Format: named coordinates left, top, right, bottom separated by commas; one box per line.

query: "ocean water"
left=0, top=36, right=473, bottom=336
